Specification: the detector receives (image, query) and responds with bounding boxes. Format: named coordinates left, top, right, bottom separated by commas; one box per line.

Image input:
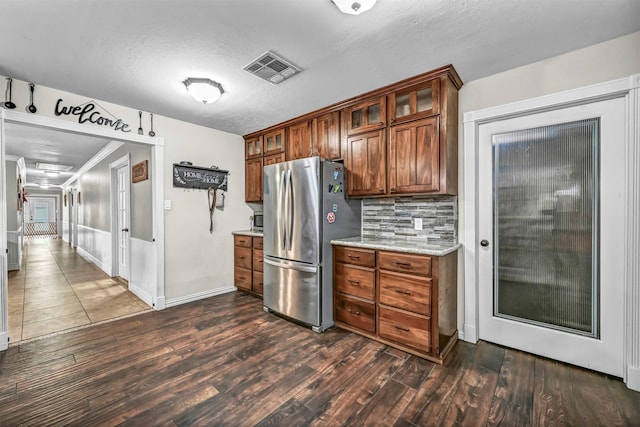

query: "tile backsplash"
left=362, top=196, right=457, bottom=244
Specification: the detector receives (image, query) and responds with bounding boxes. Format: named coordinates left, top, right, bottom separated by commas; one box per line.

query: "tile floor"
left=8, top=238, right=151, bottom=344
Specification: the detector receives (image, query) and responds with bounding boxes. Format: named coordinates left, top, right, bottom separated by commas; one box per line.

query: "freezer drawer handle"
left=264, top=258, right=318, bottom=273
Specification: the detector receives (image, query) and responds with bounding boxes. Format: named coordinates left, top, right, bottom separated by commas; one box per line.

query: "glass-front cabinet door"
left=264, top=128, right=285, bottom=155
left=389, top=79, right=440, bottom=125
left=345, top=96, right=386, bottom=136
left=245, top=135, right=263, bottom=159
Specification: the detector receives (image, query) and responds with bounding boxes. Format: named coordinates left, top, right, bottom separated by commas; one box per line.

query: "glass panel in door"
left=492, top=119, right=599, bottom=337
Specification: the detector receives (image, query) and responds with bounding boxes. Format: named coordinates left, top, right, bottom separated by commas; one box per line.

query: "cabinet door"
left=389, top=116, right=440, bottom=194
left=245, top=135, right=263, bottom=159
left=264, top=128, right=285, bottom=155
left=345, top=96, right=386, bottom=136
left=245, top=158, right=263, bottom=202
left=346, top=129, right=386, bottom=197
left=286, top=121, right=311, bottom=161
left=389, top=79, right=440, bottom=125
left=264, top=152, right=285, bottom=166
left=312, top=111, right=340, bottom=159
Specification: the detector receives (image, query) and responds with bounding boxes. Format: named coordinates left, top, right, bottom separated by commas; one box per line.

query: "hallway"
left=7, top=238, right=151, bottom=344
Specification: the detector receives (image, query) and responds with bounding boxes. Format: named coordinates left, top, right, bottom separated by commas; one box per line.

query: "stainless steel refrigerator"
left=263, top=157, right=361, bottom=332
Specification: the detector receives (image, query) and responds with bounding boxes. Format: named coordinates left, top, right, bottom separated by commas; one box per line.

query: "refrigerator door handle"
left=264, top=258, right=318, bottom=274
left=288, top=169, right=294, bottom=251
left=280, top=170, right=287, bottom=251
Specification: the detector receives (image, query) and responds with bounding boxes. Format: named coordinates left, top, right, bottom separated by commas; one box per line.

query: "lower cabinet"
left=333, top=244, right=458, bottom=363
left=233, top=234, right=264, bottom=297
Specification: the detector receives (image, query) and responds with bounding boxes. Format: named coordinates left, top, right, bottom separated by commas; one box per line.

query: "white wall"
left=457, top=32, right=640, bottom=330
left=1, top=76, right=251, bottom=303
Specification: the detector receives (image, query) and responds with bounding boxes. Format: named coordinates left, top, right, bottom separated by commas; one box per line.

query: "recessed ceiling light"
left=44, top=171, right=60, bottom=176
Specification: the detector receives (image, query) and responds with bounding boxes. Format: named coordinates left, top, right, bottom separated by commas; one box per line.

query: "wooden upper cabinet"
left=389, top=116, right=440, bottom=194
left=264, top=152, right=285, bottom=166
left=245, top=158, right=263, bottom=202
left=389, top=79, right=440, bottom=125
left=264, top=128, right=285, bottom=155
left=345, top=96, right=386, bottom=136
left=346, top=129, right=386, bottom=197
left=245, top=135, right=263, bottom=159
left=312, top=111, right=340, bottom=160
left=286, top=121, right=311, bottom=161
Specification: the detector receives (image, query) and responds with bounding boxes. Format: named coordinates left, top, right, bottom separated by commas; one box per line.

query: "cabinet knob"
left=390, top=187, right=396, bottom=192
left=378, top=188, right=384, bottom=192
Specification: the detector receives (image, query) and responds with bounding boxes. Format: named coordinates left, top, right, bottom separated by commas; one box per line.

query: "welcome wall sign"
left=54, top=99, right=131, bottom=132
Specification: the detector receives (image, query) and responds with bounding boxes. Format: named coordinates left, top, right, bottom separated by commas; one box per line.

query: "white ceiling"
left=0, top=0, right=638, bottom=187
left=4, top=123, right=113, bottom=188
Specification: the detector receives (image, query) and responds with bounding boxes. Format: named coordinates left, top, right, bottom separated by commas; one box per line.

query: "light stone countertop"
left=331, top=236, right=461, bottom=256
left=232, top=230, right=264, bottom=237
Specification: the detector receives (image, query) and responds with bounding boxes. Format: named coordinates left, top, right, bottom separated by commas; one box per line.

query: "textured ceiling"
left=1, top=0, right=638, bottom=137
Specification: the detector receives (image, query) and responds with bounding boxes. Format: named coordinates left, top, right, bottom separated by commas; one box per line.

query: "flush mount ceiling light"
left=35, top=162, right=73, bottom=172
left=183, top=78, right=224, bottom=104
left=331, top=0, right=377, bottom=15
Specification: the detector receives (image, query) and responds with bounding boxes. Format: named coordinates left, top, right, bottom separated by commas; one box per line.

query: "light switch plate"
left=164, top=200, right=172, bottom=210
left=414, top=218, right=423, bottom=230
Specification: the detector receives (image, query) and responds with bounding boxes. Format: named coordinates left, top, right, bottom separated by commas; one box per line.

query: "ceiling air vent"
left=243, top=50, right=301, bottom=84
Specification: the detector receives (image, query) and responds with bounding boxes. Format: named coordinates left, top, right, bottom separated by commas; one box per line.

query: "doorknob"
left=121, top=228, right=129, bottom=232
left=480, top=239, right=490, bottom=247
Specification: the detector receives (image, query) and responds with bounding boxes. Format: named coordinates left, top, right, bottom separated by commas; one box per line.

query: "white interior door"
left=478, top=98, right=625, bottom=377
left=116, top=165, right=130, bottom=280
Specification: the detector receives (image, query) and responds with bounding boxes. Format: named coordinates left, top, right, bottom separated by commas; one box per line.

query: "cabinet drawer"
left=335, top=263, right=374, bottom=300
left=253, top=237, right=263, bottom=249
left=334, top=246, right=375, bottom=268
left=335, top=294, right=375, bottom=334
left=234, top=235, right=252, bottom=248
left=234, top=267, right=252, bottom=291
left=253, top=249, right=263, bottom=272
left=378, top=306, right=430, bottom=353
left=378, top=251, right=431, bottom=276
left=253, top=271, right=263, bottom=295
left=379, top=271, right=431, bottom=315
left=234, top=246, right=252, bottom=269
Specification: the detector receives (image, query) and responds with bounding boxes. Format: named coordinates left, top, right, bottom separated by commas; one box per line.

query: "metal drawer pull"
left=239, top=256, right=245, bottom=259
left=395, top=262, right=411, bottom=267
left=347, top=308, right=361, bottom=316
left=395, top=289, right=411, bottom=295
left=394, top=325, right=410, bottom=332
left=348, top=279, right=361, bottom=285
left=347, top=255, right=360, bottom=259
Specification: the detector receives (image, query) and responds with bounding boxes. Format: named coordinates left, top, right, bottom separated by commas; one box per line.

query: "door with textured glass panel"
left=477, top=98, right=625, bottom=376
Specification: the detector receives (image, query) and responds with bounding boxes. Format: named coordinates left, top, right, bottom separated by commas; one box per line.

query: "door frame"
left=110, top=154, right=131, bottom=281
left=462, top=74, right=640, bottom=390
left=0, top=109, right=166, bottom=351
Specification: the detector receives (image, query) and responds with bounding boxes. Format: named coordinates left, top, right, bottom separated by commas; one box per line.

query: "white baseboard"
left=0, top=331, right=8, bottom=351
left=77, top=246, right=112, bottom=276
left=165, top=286, right=237, bottom=308
left=627, top=365, right=640, bottom=392
left=458, top=330, right=465, bottom=341
left=155, top=296, right=166, bottom=310
left=129, top=282, right=153, bottom=307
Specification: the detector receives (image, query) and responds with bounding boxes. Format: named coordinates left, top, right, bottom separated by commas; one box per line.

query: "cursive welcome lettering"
left=55, top=99, right=131, bottom=133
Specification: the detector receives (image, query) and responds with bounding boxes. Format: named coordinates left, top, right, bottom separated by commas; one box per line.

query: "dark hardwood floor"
left=0, top=292, right=638, bottom=426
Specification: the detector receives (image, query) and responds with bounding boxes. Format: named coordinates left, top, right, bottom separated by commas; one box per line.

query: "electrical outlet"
left=414, top=218, right=423, bottom=230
